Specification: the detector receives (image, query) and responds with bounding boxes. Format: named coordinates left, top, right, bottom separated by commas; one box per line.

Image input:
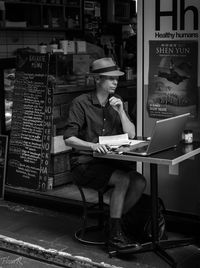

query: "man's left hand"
left=109, top=96, right=123, bottom=113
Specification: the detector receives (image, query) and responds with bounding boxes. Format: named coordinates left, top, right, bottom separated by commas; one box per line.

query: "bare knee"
left=130, top=172, right=146, bottom=192
left=109, top=170, right=130, bottom=189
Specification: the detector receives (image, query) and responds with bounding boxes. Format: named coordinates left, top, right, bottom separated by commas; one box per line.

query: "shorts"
left=71, top=158, right=136, bottom=190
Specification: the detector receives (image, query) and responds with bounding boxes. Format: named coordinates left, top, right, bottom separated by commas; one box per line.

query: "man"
left=63, top=58, right=146, bottom=252
left=123, top=15, right=137, bottom=73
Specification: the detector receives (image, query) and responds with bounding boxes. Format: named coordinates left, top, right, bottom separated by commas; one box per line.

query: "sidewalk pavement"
left=0, top=200, right=200, bottom=268
left=0, top=248, right=63, bottom=268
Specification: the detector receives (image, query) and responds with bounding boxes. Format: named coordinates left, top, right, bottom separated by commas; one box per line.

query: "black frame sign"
left=0, top=135, right=8, bottom=199
left=7, top=53, right=52, bottom=191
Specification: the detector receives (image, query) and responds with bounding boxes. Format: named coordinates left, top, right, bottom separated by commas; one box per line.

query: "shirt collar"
left=91, top=91, right=99, bottom=105
left=91, top=91, right=110, bottom=107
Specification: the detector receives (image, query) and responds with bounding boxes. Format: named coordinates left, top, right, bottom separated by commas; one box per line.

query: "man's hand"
left=91, top=143, right=110, bottom=154
left=109, top=96, right=123, bottom=113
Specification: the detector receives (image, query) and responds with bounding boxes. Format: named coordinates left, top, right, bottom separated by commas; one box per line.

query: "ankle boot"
left=107, top=218, right=142, bottom=251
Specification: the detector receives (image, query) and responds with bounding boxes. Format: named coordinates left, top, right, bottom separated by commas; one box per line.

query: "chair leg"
left=98, top=191, right=105, bottom=229
left=76, top=185, right=89, bottom=241
left=75, top=185, right=106, bottom=245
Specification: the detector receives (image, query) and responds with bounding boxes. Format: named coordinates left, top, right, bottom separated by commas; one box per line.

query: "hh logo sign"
left=155, top=0, right=199, bottom=31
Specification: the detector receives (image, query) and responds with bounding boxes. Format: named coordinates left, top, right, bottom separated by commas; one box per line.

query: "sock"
left=109, top=218, right=121, bottom=234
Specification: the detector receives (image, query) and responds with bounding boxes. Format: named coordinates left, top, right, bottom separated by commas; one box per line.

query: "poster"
left=147, top=40, right=198, bottom=118
left=0, top=135, right=8, bottom=199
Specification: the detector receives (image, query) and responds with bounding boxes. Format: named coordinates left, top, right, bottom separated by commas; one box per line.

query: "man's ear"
left=94, top=76, right=101, bottom=84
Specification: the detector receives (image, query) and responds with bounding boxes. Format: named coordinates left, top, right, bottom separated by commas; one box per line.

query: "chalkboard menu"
left=0, top=135, right=8, bottom=199
left=7, top=53, right=53, bottom=191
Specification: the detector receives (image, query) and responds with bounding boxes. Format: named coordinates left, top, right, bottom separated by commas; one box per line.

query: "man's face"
left=131, top=17, right=137, bottom=34
left=99, top=76, right=119, bottom=94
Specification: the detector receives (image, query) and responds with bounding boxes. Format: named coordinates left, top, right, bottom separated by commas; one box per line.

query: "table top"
left=93, top=141, right=200, bottom=166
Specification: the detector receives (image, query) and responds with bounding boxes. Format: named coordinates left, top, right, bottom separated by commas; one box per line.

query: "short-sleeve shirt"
left=63, top=91, right=126, bottom=166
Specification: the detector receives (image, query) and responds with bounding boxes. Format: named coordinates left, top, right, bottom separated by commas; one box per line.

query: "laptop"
left=119, top=113, right=190, bottom=156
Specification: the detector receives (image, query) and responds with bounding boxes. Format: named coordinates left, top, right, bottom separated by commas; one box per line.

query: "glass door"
left=0, top=58, right=16, bottom=134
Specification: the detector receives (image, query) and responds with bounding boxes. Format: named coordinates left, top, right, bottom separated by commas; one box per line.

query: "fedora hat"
left=91, top=57, right=124, bottom=76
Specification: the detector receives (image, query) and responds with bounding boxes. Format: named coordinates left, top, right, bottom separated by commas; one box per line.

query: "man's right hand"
left=91, top=143, right=110, bottom=154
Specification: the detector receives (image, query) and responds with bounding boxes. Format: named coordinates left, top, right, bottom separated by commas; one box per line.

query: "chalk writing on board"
left=7, top=53, right=52, bottom=190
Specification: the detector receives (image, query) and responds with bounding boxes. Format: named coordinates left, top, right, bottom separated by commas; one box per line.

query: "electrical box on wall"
left=107, top=0, right=136, bottom=24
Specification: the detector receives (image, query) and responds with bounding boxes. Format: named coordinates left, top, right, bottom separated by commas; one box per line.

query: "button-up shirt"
left=64, top=91, right=125, bottom=141
left=63, top=91, right=126, bottom=165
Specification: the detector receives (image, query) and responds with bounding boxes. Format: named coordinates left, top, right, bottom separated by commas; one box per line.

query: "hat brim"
left=91, top=70, right=124, bottom=76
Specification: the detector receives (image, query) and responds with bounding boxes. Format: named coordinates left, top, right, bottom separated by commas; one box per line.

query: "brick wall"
left=0, top=30, right=65, bottom=58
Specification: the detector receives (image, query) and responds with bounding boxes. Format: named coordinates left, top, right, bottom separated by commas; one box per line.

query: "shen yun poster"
left=147, top=41, right=198, bottom=118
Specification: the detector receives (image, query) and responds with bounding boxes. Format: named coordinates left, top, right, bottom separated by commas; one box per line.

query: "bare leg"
left=107, top=169, right=143, bottom=251
left=108, top=169, right=130, bottom=218
left=108, top=170, right=146, bottom=217
left=123, top=171, right=146, bottom=214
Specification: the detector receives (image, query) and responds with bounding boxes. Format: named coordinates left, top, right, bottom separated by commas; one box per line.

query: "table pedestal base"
left=108, top=237, right=196, bottom=268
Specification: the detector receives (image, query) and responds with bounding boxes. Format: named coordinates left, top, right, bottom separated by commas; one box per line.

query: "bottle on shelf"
left=67, top=16, right=74, bottom=29
left=75, top=15, right=79, bottom=28
left=0, top=1, right=5, bottom=27
left=39, top=43, right=47, bottom=54
left=49, top=37, right=58, bottom=53
left=125, top=67, right=133, bottom=80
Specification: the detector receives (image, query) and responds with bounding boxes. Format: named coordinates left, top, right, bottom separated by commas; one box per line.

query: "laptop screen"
left=121, top=113, right=190, bottom=156
left=146, top=113, right=190, bottom=155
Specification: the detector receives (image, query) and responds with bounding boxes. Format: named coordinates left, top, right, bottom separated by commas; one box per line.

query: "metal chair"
left=74, top=183, right=111, bottom=245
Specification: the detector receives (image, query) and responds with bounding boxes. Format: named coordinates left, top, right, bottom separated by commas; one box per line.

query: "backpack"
left=122, top=193, right=168, bottom=243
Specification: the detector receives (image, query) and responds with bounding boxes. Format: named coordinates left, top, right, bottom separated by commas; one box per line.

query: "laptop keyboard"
left=130, top=144, right=149, bottom=153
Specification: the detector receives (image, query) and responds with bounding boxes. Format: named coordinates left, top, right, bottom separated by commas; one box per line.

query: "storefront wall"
left=138, top=0, right=200, bottom=215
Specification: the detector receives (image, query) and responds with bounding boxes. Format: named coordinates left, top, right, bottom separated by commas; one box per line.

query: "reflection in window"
left=4, top=68, right=15, bottom=132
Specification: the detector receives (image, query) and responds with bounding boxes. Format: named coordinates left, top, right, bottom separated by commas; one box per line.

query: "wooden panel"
left=49, top=152, right=71, bottom=174
left=53, top=92, right=80, bottom=106
left=50, top=135, right=72, bottom=154
left=60, top=103, right=70, bottom=118
left=53, top=105, right=61, bottom=119
left=51, top=171, right=72, bottom=187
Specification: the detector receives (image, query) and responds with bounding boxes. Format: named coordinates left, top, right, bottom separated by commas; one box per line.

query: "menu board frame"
left=0, top=135, right=8, bottom=199
left=7, top=53, right=53, bottom=191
